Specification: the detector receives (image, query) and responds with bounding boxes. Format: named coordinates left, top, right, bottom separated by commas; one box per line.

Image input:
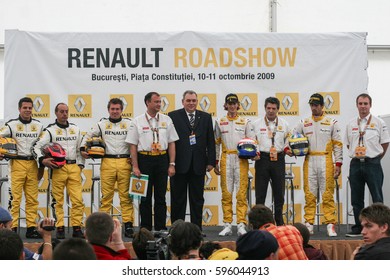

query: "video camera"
left=146, top=230, right=171, bottom=260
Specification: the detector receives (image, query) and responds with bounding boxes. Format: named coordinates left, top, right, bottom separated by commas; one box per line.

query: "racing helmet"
left=237, top=138, right=257, bottom=159
left=41, top=142, right=66, bottom=168
left=0, top=137, right=18, bottom=159
left=85, top=137, right=106, bottom=158
left=289, top=133, right=309, bottom=156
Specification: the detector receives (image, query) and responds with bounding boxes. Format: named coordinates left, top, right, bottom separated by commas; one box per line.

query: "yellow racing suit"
left=214, top=115, right=255, bottom=224
left=33, top=120, right=85, bottom=227
left=80, top=117, right=133, bottom=224
left=293, top=115, right=342, bottom=224
left=0, top=117, right=43, bottom=228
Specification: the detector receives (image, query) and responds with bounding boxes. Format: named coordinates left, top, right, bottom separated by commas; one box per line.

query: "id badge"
left=189, top=134, right=196, bottom=145
left=267, top=130, right=273, bottom=139
left=270, top=146, right=278, bottom=161
left=151, top=142, right=162, bottom=155
left=355, top=146, right=366, bottom=159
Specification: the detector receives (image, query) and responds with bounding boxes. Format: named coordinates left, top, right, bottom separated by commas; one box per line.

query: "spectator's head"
left=236, top=230, right=279, bottom=260
left=248, top=204, right=275, bottom=229
left=85, top=212, right=114, bottom=245
left=199, top=241, right=222, bottom=259
left=53, top=238, right=96, bottom=260
left=293, top=222, right=310, bottom=246
left=360, top=203, right=390, bottom=244
left=168, top=219, right=203, bottom=259
left=132, top=228, right=155, bottom=260
left=0, top=206, right=12, bottom=229
left=0, top=229, right=24, bottom=260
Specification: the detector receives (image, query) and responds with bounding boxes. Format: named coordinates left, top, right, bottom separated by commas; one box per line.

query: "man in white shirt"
left=252, top=97, right=291, bottom=226
left=345, top=93, right=390, bottom=237
left=126, top=92, right=179, bottom=231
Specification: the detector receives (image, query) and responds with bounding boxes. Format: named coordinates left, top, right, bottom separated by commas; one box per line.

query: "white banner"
left=4, top=30, right=368, bottom=226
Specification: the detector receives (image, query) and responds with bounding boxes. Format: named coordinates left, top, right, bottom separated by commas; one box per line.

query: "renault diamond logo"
left=199, top=96, right=211, bottom=111
left=240, top=96, right=252, bottom=111
left=119, top=96, right=128, bottom=111
left=324, top=95, right=334, bottom=110
left=282, top=95, right=293, bottom=110
left=161, top=96, right=169, bottom=112
left=202, top=208, right=213, bottom=223
left=33, top=97, right=44, bottom=112
left=74, top=97, right=86, bottom=112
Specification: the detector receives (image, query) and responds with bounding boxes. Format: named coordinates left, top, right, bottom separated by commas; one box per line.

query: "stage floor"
left=18, top=224, right=362, bottom=243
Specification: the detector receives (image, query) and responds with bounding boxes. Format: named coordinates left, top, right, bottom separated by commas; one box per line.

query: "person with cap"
left=80, top=97, right=135, bottom=237
left=236, top=229, right=279, bottom=260
left=291, top=93, right=342, bottom=237
left=0, top=97, right=44, bottom=239
left=248, top=204, right=308, bottom=260
left=33, top=103, right=85, bottom=239
left=199, top=241, right=238, bottom=260
left=252, top=97, right=292, bottom=226
left=126, top=92, right=179, bottom=232
left=352, top=203, right=390, bottom=260
left=345, top=93, right=390, bottom=237
left=168, top=90, right=216, bottom=232
left=0, top=205, right=55, bottom=260
left=214, top=93, right=255, bottom=236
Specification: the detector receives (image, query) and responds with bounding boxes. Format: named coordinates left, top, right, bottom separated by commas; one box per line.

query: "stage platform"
left=20, top=225, right=364, bottom=260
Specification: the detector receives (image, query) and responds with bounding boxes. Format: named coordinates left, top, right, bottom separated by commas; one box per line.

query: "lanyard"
left=357, top=115, right=372, bottom=147
left=145, top=113, right=160, bottom=143
left=265, top=117, right=278, bottom=146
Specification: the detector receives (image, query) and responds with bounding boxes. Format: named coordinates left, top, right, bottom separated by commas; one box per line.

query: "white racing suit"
left=214, top=115, right=255, bottom=224
left=293, top=115, right=342, bottom=224
left=33, top=121, right=85, bottom=227
left=80, top=117, right=133, bottom=224
left=0, top=117, right=43, bottom=228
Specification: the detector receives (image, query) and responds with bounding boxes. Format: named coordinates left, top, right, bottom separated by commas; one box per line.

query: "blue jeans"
left=349, top=157, right=383, bottom=230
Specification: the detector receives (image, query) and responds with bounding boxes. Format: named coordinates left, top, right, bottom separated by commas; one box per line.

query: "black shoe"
left=26, top=227, right=41, bottom=239
left=124, top=222, right=134, bottom=238
left=72, top=226, right=85, bottom=238
left=56, top=226, right=65, bottom=239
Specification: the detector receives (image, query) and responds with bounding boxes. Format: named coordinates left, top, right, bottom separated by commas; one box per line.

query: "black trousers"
left=255, top=152, right=285, bottom=225
left=138, top=153, right=168, bottom=231
left=170, top=168, right=205, bottom=231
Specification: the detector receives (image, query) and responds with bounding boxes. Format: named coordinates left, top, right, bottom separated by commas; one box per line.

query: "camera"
left=40, top=219, right=55, bottom=231
left=146, top=230, right=171, bottom=260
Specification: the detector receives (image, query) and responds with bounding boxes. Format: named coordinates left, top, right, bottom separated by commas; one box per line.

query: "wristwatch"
left=169, top=162, right=176, bottom=166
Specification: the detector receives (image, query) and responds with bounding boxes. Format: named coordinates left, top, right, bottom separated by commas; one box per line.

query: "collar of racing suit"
left=55, top=120, right=69, bottom=129
left=109, top=117, right=122, bottom=123
left=311, top=113, right=325, bottom=122
left=226, top=114, right=239, bottom=121
left=18, top=115, right=32, bottom=124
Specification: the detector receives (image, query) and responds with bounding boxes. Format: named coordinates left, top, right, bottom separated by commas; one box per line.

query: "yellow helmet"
left=0, top=137, right=18, bottom=159
left=289, top=133, right=309, bottom=156
left=85, top=137, right=105, bottom=158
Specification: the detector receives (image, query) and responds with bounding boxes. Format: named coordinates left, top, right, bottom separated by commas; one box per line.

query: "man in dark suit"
left=168, top=90, right=216, bottom=231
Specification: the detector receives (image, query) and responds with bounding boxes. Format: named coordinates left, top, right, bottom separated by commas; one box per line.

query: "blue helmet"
left=237, top=138, right=257, bottom=159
